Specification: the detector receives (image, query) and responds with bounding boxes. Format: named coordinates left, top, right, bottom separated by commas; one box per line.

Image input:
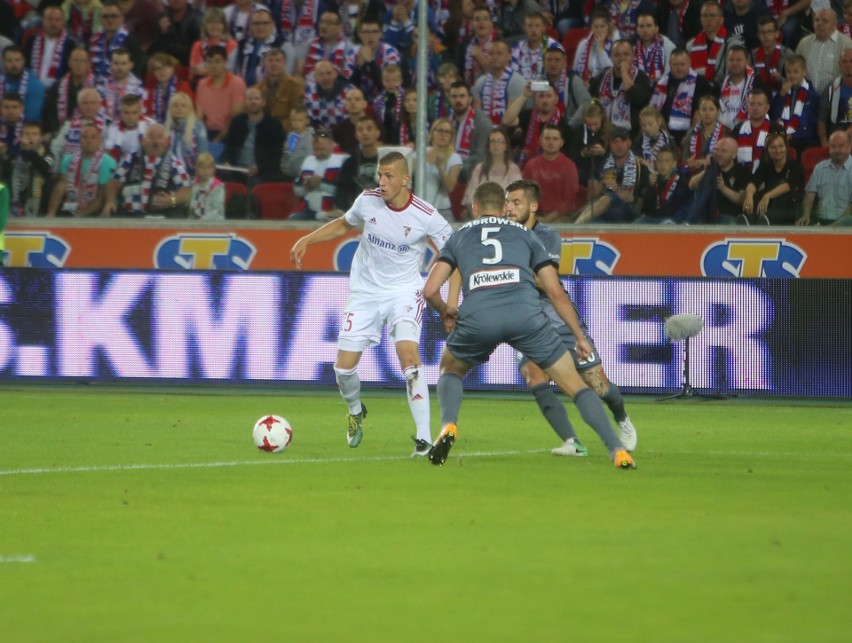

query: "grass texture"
left=1, top=386, right=850, bottom=642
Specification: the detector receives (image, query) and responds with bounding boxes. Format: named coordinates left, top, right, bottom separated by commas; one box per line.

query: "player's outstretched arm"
left=423, top=260, right=455, bottom=318
left=537, top=265, right=592, bottom=359
left=289, top=217, right=354, bottom=268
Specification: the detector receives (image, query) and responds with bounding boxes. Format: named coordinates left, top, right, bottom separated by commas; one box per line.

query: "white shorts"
left=337, top=289, right=425, bottom=352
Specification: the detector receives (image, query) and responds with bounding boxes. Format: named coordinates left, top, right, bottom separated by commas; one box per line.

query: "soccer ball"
left=252, top=415, right=293, bottom=453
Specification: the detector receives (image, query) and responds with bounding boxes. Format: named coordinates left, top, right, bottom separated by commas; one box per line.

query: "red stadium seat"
left=223, top=181, right=246, bottom=207
left=449, top=182, right=467, bottom=221
left=562, top=28, right=588, bottom=68
left=251, top=182, right=304, bottom=220
left=801, top=146, right=830, bottom=183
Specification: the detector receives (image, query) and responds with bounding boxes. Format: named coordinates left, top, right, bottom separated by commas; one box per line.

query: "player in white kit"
left=290, top=152, right=453, bottom=455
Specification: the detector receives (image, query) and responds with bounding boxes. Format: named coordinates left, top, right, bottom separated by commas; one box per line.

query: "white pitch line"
left=0, top=450, right=549, bottom=477
left=0, top=555, right=36, bottom=563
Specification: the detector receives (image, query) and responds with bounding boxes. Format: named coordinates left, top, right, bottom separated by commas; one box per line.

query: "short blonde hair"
left=195, top=152, right=215, bottom=168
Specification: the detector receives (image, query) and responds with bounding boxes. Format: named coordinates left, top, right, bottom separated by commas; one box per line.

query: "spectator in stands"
left=574, top=125, right=648, bottom=223
left=189, top=151, right=225, bottom=220
left=497, top=0, right=543, bottom=44
left=305, top=60, right=354, bottom=131
left=351, top=16, right=401, bottom=103
left=398, top=87, right=418, bottom=147
left=99, top=46, right=145, bottom=122
left=0, top=93, right=25, bottom=158
left=102, top=122, right=192, bottom=217
left=473, top=38, right=527, bottom=126
left=461, top=125, right=523, bottom=216
left=723, top=0, right=770, bottom=52
left=769, top=0, right=810, bottom=49
left=63, top=0, right=103, bottom=44
left=1, top=45, right=45, bottom=123
left=383, top=0, right=435, bottom=58
left=742, top=131, right=804, bottom=224
left=732, top=86, right=774, bottom=173
left=636, top=146, right=693, bottom=223
left=569, top=101, right=610, bottom=187
left=46, top=123, right=116, bottom=217
left=770, top=54, right=819, bottom=156
left=291, top=127, right=349, bottom=220
left=753, top=14, right=790, bottom=98
left=510, top=11, right=559, bottom=81
left=332, top=87, right=370, bottom=156
left=796, top=7, right=852, bottom=94
left=541, top=43, right=590, bottom=128
left=447, top=80, right=490, bottom=180
left=234, top=7, right=289, bottom=88
left=687, top=0, right=743, bottom=86
left=300, top=10, right=354, bottom=80
left=657, top=0, right=702, bottom=49
left=189, top=8, right=238, bottom=85
left=503, top=81, right=571, bottom=168
left=150, top=0, right=203, bottom=67
left=0, top=121, right=52, bottom=218
left=718, top=45, right=760, bottom=129
left=334, top=115, right=381, bottom=211
left=522, top=124, right=579, bottom=222
left=797, top=129, right=852, bottom=225
left=116, top=0, right=163, bottom=55
left=633, top=105, right=676, bottom=172
left=457, top=4, right=497, bottom=86
left=650, top=48, right=712, bottom=145
left=89, top=0, right=143, bottom=81
left=221, top=86, right=285, bottom=185
left=164, top=91, right=207, bottom=175
left=406, top=24, right=449, bottom=89
left=146, top=53, right=193, bottom=124
left=281, top=104, right=313, bottom=181
left=686, top=136, right=748, bottom=224
left=223, top=0, right=265, bottom=45
left=428, top=62, right=460, bottom=122
left=573, top=8, right=618, bottom=86
left=416, top=118, right=462, bottom=222
left=604, top=0, right=656, bottom=41
left=195, top=46, right=246, bottom=142
left=44, top=48, right=96, bottom=136
left=681, top=94, right=729, bottom=174
left=23, top=5, right=75, bottom=90
left=104, top=93, right=154, bottom=160
left=255, top=48, right=304, bottom=133
left=817, top=47, right=852, bottom=146
left=51, top=87, right=109, bottom=160
left=632, top=12, right=676, bottom=85
left=552, top=0, right=588, bottom=36
left=372, top=64, right=405, bottom=145
left=590, top=39, right=652, bottom=137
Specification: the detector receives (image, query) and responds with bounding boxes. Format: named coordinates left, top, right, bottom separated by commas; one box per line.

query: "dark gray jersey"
left=439, top=216, right=553, bottom=317
left=531, top=222, right=588, bottom=336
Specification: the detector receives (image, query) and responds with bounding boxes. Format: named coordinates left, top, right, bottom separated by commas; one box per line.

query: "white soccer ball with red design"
left=252, top=415, right=293, bottom=453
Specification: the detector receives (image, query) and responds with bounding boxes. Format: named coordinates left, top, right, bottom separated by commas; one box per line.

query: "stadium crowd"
left=1, top=0, right=852, bottom=226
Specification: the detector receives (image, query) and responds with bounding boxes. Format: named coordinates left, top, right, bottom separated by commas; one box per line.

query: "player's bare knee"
left=520, top=362, right=548, bottom=388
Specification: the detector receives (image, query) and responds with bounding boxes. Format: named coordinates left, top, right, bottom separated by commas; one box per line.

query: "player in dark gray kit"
left=422, top=181, right=636, bottom=469
left=504, top=179, right=638, bottom=457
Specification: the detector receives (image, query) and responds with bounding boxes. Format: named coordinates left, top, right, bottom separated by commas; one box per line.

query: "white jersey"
left=343, top=189, right=452, bottom=295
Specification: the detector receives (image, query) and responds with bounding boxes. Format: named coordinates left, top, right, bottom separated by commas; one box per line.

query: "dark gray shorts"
left=446, top=305, right=567, bottom=370
left=517, top=325, right=601, bottom=372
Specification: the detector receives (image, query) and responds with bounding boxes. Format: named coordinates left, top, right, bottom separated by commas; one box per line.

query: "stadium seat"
left=562, top=28, right=588, bottom=68
left=252, top=182, right=304, bottom=220
left=801, top=146, right=830, bottom=183
left=449, top=182, right=467, bottom=221
left=223, top=181, right=246, bottom=206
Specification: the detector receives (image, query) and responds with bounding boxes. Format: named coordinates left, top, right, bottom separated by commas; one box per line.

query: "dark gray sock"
left=437, top=372, right=464, bottom=427
left=531, top=383, right=577, bottom=442
left=601, top=384, right=627, bottom=423
left=574, top=388, right=622, bottom=455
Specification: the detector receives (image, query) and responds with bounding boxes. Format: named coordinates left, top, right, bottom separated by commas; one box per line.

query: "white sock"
left=334, top=365, right=361, bottom=415
left=403, top=366, right=431, bottom=443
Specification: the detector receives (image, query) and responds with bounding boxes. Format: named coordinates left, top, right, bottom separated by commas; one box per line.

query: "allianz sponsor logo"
left=367, top=232, right=409, bottom=254
left=470, top=268, right=520, bottom=290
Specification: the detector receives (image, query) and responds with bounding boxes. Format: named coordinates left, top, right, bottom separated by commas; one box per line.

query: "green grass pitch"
left=1, top=386, right=851, bottom=642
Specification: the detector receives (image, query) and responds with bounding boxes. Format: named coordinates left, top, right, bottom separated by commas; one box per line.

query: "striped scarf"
left=780, top=80, right=810, bottom=135
left=481, top=68, right=512, bottom=125
left=688, top=120, right=723, bottom=160
left=153, top=76, right=177, bottom=124
left=66, top=150, right=105, bottom=211
left=63, top=112, right=108, bottom=157
left=736, top=117, right=770, bottom=172
left=753, top=44, right=782, bottom=93
left=651, top=71, right=698, bottom=132
left=31, top=31, right=69, bottom=82
left=720, top=69, right=755, bottom=125
left=767, top=0, right=792, bottom=19
left=640, top=130, right=672, bottom=164
left=57, top=72, right=96, bottom=123
left=464, top=31, right=495, bottom=86
left=520, top=105, right=563, bottom=166
left=100, top=74, right=145, bottom=122
left=602, top=151, right=640, bottom=192
left=609, top=0, right=642, bottom=40
left=190, top=176, right=223, bottom=219
left=90, top=27, right=129, bottom=80
left=598, top=65, right=637, bottom=129
left=512, top=36, right=550, bottom=80
left=304, top=38, right=353, bottom=79
left=689, top=27, right=726, bottom=80
left=454, top=107, right=478, bottom=160
left=654, top=172, right=681, bottom=208
left=576, top=34, right=612, bottom=82
left=280, top=0, right=318, bottom=49
left=0, top=70, right=29, bottom=100
left=634, top=36, right=666, bottom=84
left=0, top=118, right=24, bottom=152
left=67, top=4, right=95, bottom=42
